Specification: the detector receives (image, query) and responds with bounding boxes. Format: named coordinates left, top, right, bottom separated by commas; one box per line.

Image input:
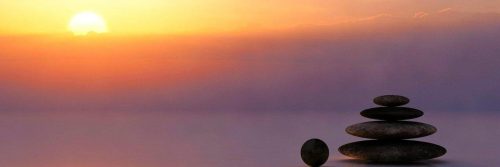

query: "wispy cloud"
left=355, top=13, right=395, bottom=21
left=414, top=12, right=430, bottom=19
left=437, top=8, right=453, bottom=13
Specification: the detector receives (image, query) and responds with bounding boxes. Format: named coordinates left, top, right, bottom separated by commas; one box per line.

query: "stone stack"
left=339, top=95, right=446, bottom=163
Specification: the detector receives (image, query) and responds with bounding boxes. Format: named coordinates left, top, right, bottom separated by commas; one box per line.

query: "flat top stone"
left=339, top=140, right=447, bottom=163
left=346, top=121, right=437, bottom=139
left=373, top=95, right=410, bottom=107
left=361, top=107, right=424, bottom=120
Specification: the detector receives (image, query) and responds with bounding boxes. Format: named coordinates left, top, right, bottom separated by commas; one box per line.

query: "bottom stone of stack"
left=339, top=140, right=446, bottom=163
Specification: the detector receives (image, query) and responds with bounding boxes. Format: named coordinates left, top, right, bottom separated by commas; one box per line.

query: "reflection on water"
left=335, top=159, right=446, bottom=167
left=329, top=156, right=450, bottom=167
left=0, top=111, right=496, bottom=167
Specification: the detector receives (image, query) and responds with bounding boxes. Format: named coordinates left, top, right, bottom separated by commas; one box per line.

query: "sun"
left=68, top=11, right=108, bottom=36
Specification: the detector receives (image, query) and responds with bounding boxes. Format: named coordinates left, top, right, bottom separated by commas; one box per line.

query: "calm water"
left=0, top=111, right=498, bottom=167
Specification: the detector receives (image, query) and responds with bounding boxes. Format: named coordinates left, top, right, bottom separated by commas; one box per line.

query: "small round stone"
left=339, top=140, right=447, bottom=163
left=346, top=121, right=437, bottom=139
left=301, top=138, right=329, bottom=167
left=361, top=107, right=424, bottom=121
left=374, top=95, right=410, bottom=107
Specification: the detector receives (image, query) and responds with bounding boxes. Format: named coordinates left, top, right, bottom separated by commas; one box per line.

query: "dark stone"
left=374, top=95, right=410, bottom=107
left=339, top=140, right=446, bottom=163
left=361, top=107, right=424, bottom=121
left=346, top=121, right=436, bottom=139
left=301, top=138, right=329, bottom=167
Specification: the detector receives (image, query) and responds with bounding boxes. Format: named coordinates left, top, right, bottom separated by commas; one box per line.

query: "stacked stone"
left=339, top=95, right=446, bottom=163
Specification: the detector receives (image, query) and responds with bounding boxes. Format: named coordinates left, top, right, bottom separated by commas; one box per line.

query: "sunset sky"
left=1, top=1, right=500, bottom=167
left=0, top=1, right=500, bottom=111
left=1, top=0, right=499, bottom=35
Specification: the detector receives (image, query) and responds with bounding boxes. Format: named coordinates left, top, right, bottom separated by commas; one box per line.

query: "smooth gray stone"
left=374, top=95, right=410, bottom=107
left=346, top=121, right=436, bottom=139
left=301, top=138, right=329, bottom=167
left=361, top=107, right=424, bottom=120
left=339, top=140, right=446, bottom=163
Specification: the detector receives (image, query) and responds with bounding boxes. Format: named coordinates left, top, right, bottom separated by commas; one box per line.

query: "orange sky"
left=0, top=2, right=499, bottom=167
left=1, top=0, right=499, bottom=35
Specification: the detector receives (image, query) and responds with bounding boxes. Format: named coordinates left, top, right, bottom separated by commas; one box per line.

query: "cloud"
left=414, top=12, right=429, bottom=19
left=437, top=8, right=453, bottom=13
left=355, top=13, right=394, bottom=21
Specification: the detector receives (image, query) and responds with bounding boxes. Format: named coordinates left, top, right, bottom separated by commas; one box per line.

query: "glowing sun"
left=69, top=12, right=108, bottom=36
